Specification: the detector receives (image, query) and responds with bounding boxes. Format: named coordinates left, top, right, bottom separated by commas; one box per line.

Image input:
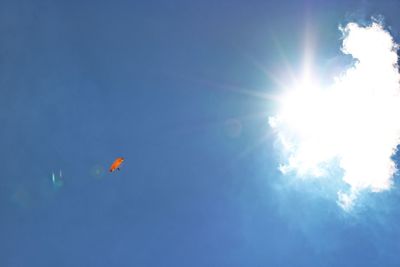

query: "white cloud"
left=270, top=21, right=400, bottom=210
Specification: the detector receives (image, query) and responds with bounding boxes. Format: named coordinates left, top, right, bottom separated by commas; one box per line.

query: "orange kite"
left=109, top=157, right=124, bottom=172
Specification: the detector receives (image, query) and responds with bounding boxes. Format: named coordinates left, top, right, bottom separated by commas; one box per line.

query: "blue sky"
left=2, top=0, right=400, bottom=266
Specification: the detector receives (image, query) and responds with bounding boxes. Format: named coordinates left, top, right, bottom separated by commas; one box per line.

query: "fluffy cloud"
left=269, top=21, right=400, bottom=210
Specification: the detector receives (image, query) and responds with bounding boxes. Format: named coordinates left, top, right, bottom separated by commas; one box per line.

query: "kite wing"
left=109, top=157, right=124, bottom=172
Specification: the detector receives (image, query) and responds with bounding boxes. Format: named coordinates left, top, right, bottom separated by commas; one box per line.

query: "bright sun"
left=271, top=73, right=339, bottom=177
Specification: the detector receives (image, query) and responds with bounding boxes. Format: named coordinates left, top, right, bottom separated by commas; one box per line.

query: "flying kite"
left=109, top=157, right=124, bottom=172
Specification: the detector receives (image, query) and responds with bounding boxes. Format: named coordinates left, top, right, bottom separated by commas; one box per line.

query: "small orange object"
left=109, top=157, right=124, bottom=172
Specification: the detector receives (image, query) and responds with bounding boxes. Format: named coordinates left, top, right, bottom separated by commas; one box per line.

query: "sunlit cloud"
left=269, top=20, right=400, bottom=210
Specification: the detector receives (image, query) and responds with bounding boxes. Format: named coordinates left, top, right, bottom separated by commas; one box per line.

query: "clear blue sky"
left=1, top=0, right=400, bottom=266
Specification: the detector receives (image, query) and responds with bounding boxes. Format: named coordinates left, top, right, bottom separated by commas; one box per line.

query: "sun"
left=271, top=72, right=339, bottom=177
left=278, top=75, right=324, bottom=136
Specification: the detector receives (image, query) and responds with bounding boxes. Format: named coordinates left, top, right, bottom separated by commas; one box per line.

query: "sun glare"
left=272, top=74, right=339, bottom=177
